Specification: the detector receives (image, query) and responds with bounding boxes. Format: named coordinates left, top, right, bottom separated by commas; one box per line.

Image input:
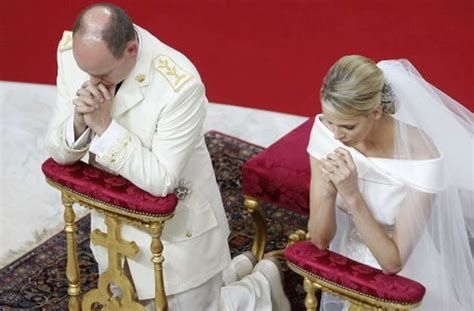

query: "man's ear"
left=372, top=104, right=384, bottom=120
left=125, top=41, right=138, bottom=58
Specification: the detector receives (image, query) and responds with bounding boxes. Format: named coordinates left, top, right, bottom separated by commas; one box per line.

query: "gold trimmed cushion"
left=42, top=158, right=177, bottom=216
left=285, top=241, right=425, bottom=305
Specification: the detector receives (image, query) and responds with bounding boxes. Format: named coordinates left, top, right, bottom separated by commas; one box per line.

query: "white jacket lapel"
left=111, top=25, right=153, bottom=118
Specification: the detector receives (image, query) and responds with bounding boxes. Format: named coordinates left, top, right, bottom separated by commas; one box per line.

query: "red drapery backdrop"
left=1, top=0, right=472, bottom=115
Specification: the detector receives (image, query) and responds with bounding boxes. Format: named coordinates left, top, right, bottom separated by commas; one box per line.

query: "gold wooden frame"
left=243, top=195, right=267, bottom=260
left=244, top=196, right=309, bottom=260
left=46, top=178, right=174, bottom=311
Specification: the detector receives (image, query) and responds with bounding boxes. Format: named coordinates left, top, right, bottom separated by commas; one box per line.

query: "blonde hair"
left=320, top=55, right=394, bottom=118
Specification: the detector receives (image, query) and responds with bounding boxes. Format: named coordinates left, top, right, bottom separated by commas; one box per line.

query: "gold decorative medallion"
left=154, top=55, right=192, bottom=92
left=58, top=31, right=73, bottom=52
left=135, top=74, right=146, bottom=83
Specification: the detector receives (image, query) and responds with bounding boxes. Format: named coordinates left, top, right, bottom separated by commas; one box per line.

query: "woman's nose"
left=333, top=128, right=344, bottom=139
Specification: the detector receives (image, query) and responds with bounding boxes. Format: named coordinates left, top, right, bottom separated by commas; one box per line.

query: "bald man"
left=46, top=2, right=231, bottom=308
left=46, top=3, right=289, bottom=310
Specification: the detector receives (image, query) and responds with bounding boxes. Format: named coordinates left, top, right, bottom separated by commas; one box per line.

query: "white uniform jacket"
left=46, top=25, right=231, bottom=299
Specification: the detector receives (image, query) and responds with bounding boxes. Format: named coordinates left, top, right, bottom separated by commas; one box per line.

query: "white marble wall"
left=0, top=81, right=307, bottom=267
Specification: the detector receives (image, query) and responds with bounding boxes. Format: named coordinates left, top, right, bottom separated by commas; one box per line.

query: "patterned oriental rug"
left=0, top=131, right=309, bottom=311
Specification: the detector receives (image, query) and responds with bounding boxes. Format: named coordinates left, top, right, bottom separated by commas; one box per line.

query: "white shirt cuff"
left=89, top=120, right=123, bottom=158
left=66, top=116, right=92, bottom=149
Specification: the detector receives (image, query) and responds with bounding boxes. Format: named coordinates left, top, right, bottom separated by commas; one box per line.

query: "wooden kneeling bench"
left=42, top=158, right=178, bottom=311
left=284, top=238, right=425, bottom=311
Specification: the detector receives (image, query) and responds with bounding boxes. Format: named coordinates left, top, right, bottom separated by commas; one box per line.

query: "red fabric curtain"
left=1, top=0, right=472, bottom=115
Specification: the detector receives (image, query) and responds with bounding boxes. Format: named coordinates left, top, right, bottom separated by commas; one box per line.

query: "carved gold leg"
left=244, top=195, right=267, bottom=260
left=150, top=222, right=167, bottom=311
left=303, top=277, right=318, bottom=311
left=62, top=193, right=81, bottom=311
left=82, top=215, right=143, bottom=311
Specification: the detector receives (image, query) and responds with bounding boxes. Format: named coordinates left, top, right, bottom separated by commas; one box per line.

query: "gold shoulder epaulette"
left=154, top=55, right=193, bottom=92
left=58, top=31, right=73, bottom=52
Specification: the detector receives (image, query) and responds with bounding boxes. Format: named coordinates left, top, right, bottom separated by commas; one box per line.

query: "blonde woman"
left=307, top=55, right=473, bottom=310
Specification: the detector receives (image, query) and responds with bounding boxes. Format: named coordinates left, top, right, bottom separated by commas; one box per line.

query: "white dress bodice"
left=307, top=115, right=443, bottom=269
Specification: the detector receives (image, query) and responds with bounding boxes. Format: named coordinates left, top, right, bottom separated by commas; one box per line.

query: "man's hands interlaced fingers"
left=73, top=81, right=115, bottom=137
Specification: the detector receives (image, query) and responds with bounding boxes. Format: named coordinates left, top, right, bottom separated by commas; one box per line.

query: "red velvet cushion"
left=42, top=158, right=177, bottom=216
left=242, top=117, right=313, bottom=215
left=284, top=241, right=425, bottom=304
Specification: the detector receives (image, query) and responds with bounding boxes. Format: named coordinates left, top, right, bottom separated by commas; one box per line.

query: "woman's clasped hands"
left=319, top=148, right=360, bottom=201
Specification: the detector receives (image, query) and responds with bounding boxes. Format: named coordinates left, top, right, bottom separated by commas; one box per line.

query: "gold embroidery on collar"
left=154, top=55, right=192, bottom=92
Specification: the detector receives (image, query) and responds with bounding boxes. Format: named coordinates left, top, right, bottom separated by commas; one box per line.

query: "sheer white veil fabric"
left=378, top=59, right=473, bottom=310
left=321, top=59, right=473, bottom=310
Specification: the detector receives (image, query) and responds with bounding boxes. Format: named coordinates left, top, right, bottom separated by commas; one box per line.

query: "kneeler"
left=42, top=158, right=178, bottom=311
left=285, top=234, right=425, bottom=310
left=241, top=118, right=425, bottom=310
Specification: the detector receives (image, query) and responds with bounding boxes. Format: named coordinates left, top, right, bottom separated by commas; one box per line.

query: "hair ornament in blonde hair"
left=381, top=83, right=397, bottom=114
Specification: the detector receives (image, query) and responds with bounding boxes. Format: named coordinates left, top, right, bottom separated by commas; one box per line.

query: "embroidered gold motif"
left=154, top=55, right=192, bottom=92
left=102, top=133, right=133, bottom=172
left=135, top=74, right=146, bottom=83
left=58, top=31, right=73, bottom=52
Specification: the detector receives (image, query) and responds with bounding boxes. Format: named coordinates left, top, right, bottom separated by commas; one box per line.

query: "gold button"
left=186, top=231, right=192, bottom=238
left=135, top=74, right=146, bottom=82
